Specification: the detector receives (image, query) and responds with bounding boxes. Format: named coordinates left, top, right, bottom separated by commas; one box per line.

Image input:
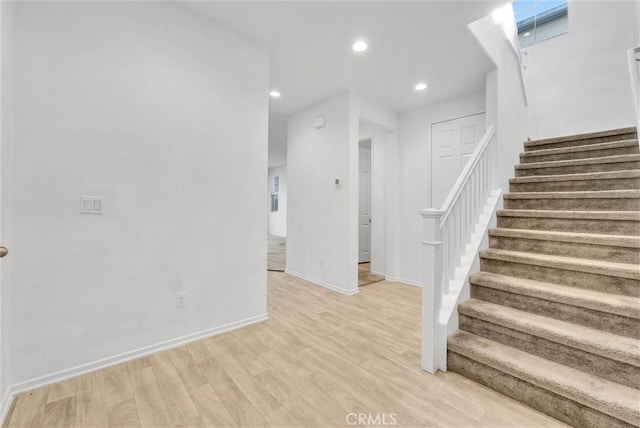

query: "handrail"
left=440, top=126, right=495, bottom=223
left=420, top=125, right=499, bottom=373
left=628, top=46, right=640, bottom=138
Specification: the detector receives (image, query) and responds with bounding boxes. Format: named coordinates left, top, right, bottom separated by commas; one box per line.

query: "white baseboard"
left=4, top=313, right=268, bottom=411
left=386, top=276, right=423, bottom=288
left=370, top=270, right=386, bottom=277
left=1, top=389, right=14, bottom=428
left=285, top=269, right=359, bottom=296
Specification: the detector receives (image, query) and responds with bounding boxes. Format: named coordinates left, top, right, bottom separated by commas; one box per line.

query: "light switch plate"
left=81, top=196, right=104, bottom=214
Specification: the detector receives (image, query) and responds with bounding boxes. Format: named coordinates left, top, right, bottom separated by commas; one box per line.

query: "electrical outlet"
left=176, top=292, right=186, bottom=308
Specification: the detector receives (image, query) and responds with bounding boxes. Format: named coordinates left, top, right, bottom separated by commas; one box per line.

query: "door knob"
left=0, top=247, right=8, bottom=258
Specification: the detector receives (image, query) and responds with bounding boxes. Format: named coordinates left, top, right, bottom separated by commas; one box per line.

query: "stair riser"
left=510, top=177, right=640, bottom=192
left=458, top=314, right=639, bottom=388
left=470, top=284, right=640, bottom=339
left=524, top=133, right=638, bottom=152
left=489, top=235, right=640, bottom=264
left=496, top=216, right=640, bottom=236
left=515, top=160, right=640, bottom=177
left=447, top=352, right=634, bottom=428
left=503, top=198, right=640, bottom=211
left=521, top=146, right=639, bottom=164
left=479, top=258, right=639, bottom=297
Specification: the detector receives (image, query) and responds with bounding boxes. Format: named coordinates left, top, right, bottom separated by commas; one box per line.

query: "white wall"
left=524, top=1, right=638, bottom=138
left=469, top=13, right=528, bottom=199
left=4, top=1, right=268, bottom=389
left=637, top=0, right=640, bottom=46
left=287, top=93, right=357, bottom=294
left=267, top=166, right=287, bottom=237
left=397, top=91, right=486, bottom=285
left=0, top=0, right=10, bottom=411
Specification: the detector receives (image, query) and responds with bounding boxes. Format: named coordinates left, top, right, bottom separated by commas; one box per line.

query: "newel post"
left=419, top=208, right=444, bottom=374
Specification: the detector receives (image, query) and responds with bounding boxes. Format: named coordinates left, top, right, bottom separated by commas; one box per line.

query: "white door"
left=431, top=113, right=486, bottom=208
left=358, top=141, right=372, bottom=263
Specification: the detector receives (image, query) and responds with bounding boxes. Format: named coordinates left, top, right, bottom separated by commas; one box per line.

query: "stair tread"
left=470, top=271, right=640, bottom=320
left=480, top=248, right=640, bottom=280
left=515, top=154, right=640, bottom=170
left=488, top=227, right=640, bottom=248
left=524, top=127, right=638, bottom=148
left=520, top=139, right=639, bottom=158
left=504, top=189, right=640, bottom=199
left=448, top=330, right=640, bottom=426
left=510, top=169, right=640, bottom=184
left=497, top=209, right=640, bottom=220
left=458, top=298, right=640, bottom=366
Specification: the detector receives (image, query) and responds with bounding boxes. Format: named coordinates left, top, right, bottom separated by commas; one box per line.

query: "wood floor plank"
left=42, top=396, right=76, bottom=428
left=198, top=358, right=269, bottom=427
left=202, top=342, right=279, bottom=415
left=218, top=333, right=269, bottom=376
left=253, top=370, right=333, bottom=428
left=107, top=398, right=141, bottom=428
left=103, top=364, right=134, bottom=408
left=75, top=372, right=108, bottom=427
left=167, top=347, right=208, bottom=392
left=189, top=384, right=237, bottom=427
left=128, top=366, right=173, bottom=428
left=185, top=341, right=213, bottom=365
left=46, top=378, right=77, bottom=404
left=175, top=416, right=206, bottom=428
left=148, top=351, right=199, bottom=426
left=263, top=406, right=299, bottom=428
left=6, top=388, right=48, bottom=428
left=126, top=357, right=150, bottom=373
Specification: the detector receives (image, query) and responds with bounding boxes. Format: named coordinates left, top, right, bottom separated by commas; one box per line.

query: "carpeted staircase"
left=447, top=127, right=640, bottom=428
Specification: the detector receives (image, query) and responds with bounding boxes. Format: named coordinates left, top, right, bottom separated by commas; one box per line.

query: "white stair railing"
left=420, top=126, right=499, bottom=373
left=628, top=46, right=640, bottom=140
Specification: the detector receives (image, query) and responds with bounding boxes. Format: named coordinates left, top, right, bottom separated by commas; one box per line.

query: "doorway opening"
left=267, top=167, right=287, bottom=272
left=358, top=138, right=384, bottom=287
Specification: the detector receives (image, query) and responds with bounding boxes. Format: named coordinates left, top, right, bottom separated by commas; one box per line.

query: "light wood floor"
left=358, top=263, right=385, bottom=287
left=4, top=272, right=564, bottom=428
left=267, top=235, right=286, bottom=272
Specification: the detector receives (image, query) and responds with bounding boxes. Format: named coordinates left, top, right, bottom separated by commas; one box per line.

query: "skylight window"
left=513, top=0, right=568, bottom=47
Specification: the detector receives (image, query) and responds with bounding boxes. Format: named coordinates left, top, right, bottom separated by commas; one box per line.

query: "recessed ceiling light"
left=523, top=32, right=531, bottom=37
left=352, top=40, right=368, bottom=52
left=269, top=90, right=281, bottom=98
left=414, top=82, right=428, bottom=91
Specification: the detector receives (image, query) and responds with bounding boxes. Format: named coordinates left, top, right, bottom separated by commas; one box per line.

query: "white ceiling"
left=184, top=1, right=502, bottom=167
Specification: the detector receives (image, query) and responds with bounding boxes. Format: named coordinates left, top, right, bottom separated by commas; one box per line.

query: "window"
left=513, top=0, right=568, bottom=47
left=271, top=176, right=279, bottom=212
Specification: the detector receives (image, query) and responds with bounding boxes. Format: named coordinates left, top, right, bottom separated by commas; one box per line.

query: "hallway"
left=4, top=273, right=562, bottom=427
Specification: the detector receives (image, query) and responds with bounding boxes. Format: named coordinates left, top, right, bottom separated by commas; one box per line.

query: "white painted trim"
left=386, top=276, right=422, bottom=288
left=370, top=270, right=386, bottom=278
left=627, top=46, right=640, bottom=139
left=4, top=313, right=268, bottom=404
left=1, top=389, right=13, bottom=427
left=285, top=269, right=359, bottom=296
